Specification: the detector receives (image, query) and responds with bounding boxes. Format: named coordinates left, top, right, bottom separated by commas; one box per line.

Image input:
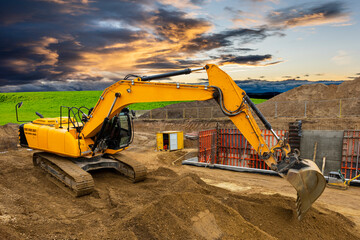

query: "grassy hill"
left=0, top=91, right=266, bottom=125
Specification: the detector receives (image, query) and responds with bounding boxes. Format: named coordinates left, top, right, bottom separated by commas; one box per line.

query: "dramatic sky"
left=0, top=0, right=359, bottom=92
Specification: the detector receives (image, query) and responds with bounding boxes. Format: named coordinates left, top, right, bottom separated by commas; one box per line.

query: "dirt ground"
left=1, top=124, right=360, bottom=239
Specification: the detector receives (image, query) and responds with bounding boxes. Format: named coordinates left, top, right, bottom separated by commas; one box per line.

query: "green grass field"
left=0, top=91, right=266, bottom=125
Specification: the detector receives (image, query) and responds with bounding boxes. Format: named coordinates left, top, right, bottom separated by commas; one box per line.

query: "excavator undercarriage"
left=33, top=152, right=146, bottom=197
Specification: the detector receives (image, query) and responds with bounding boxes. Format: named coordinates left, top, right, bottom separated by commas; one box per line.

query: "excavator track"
left=103, top=154, right=147, bottom=183
left=33, top=152, right=95, bottom=197
left=33, top=152, right=146, bottom=197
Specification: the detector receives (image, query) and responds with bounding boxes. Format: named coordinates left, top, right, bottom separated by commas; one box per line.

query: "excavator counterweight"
left=17, top=64, right=325, bottom=220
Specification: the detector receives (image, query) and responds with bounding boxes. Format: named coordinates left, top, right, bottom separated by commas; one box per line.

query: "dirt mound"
left=0, top=148, right=358, bottom=239
left=224, top=193, right=357, bottom=239
left=156, top=150, right=192, bottom=165
left=258, top=78, right=360, bottom=119
left=148, top=167, right=178, bottom=178
left=337, top=78, right=360, bottom=98
left=124, top=192, right=273, bottom=240
left=0, top=123, right=19, bottom=151
left=269, top=77, right=360, bottom=101
left=117, top=173, right=358, bottom=240
left=168, top=173, right=212, bottom=194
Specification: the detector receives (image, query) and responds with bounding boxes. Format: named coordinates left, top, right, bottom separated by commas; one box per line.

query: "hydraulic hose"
left=243, top=95, right=280, bottom=141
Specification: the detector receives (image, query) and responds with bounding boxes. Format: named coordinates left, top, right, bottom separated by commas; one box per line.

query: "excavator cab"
left=104, top=108, right=134, bottom=150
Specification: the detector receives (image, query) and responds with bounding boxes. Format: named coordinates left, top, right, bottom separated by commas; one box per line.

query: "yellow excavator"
left=17, top=64, right=325, bottom=220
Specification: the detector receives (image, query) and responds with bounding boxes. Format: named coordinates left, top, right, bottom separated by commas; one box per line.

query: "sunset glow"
left=0, top=0, right=359, bottom=92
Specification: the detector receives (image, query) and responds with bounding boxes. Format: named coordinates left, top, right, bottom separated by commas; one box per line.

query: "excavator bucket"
left=284, top=159, right=326, bottom=220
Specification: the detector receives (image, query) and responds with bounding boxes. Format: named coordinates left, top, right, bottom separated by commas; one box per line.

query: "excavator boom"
left=18, top=64, right=326, bottom=220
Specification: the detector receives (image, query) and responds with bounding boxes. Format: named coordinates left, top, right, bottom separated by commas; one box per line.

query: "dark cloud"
left=182, top=28, right=268, bottom=52
left=0, top=1, right=88, bottom=26
left=0, top=0, right=214, bottom=89
left=219, top=54, right=272, bottom=65
left=224, top=7, right=243, bottom=15
left=135, top=56, right=200, bottom=69
left=222, top=48, right=257, bottom=53
left=237, top=48, right=256, bottom=52
left=189, top=0, right=205, bottom=5
left=263, top=60, right=282, bottom=66
left=267, top=1, right=348, bottom=28
left=0, top=0, right=279, bottom=91
left=77, top=28, right=145, bottom=48
left=150, top=8, right=210, bottom=42
left=0, top=0, right=154, bottom=85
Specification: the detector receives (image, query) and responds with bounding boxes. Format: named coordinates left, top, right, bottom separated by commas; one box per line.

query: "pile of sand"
left=121, top=172, right=357, bottom=240
left=258, top=77, right=360, bottom=118
left=267, top=78, right=360, bottom=101
left=0, top=155, right=358, bottom=239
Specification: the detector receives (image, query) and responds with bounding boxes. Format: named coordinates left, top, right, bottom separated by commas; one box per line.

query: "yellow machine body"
left=21, top=119, right=92, bottom=158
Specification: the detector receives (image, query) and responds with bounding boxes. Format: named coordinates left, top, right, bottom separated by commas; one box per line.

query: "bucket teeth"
left=296, top=194, right=303, bottom=220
